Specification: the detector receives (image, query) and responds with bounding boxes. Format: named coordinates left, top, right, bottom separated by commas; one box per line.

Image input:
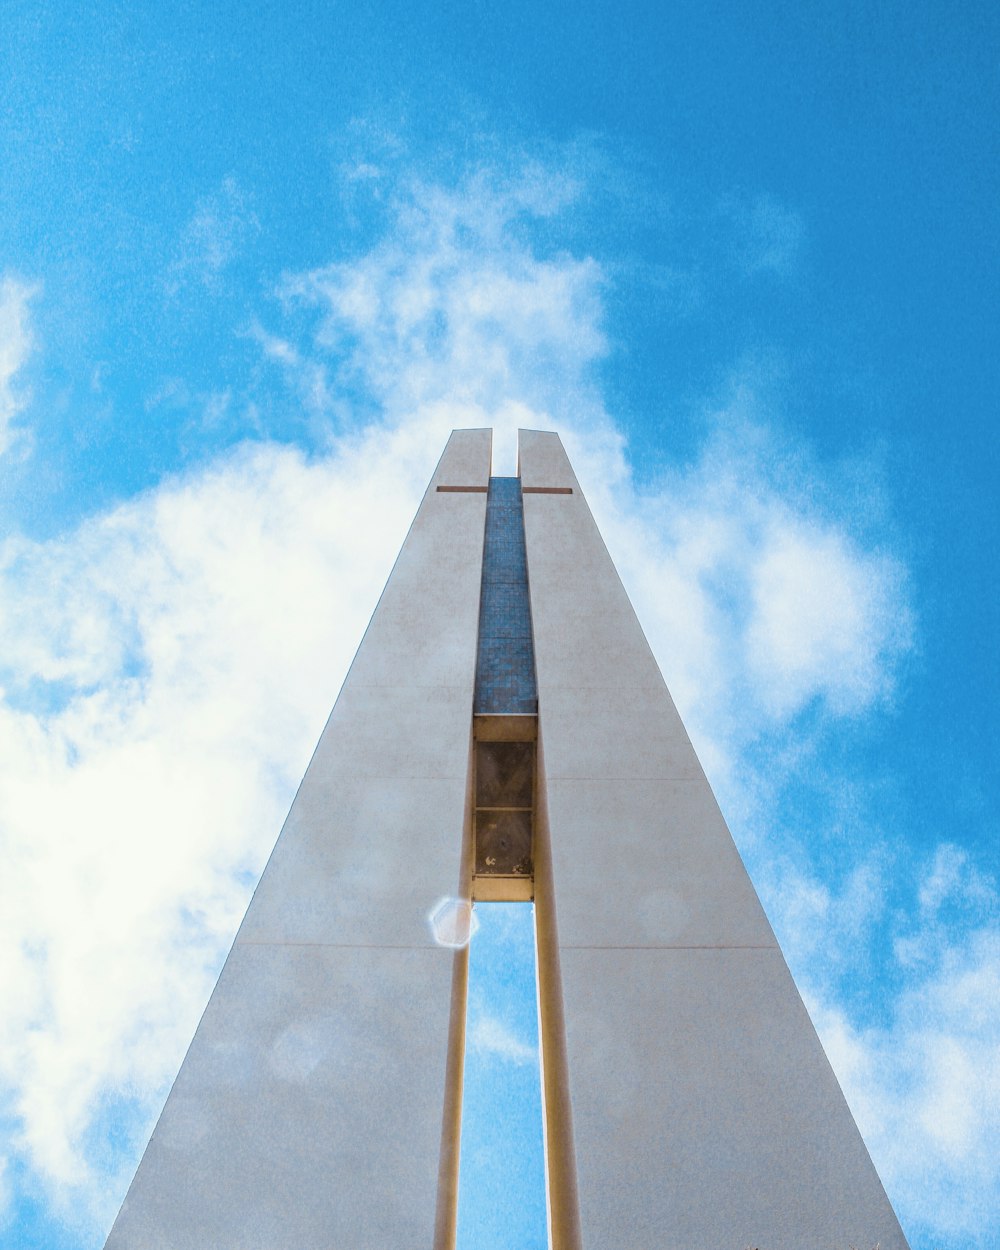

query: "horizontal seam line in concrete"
left=560, top=943, right=778, bottom=950
left=544, top=774, right=706, bottom=781
left=235, top=940, right=442, bottom=950
left=301, top=765, right=470, bottom=775
left=336, top=692, right=476, bottom=700
left=545, top=779, right=709, bottom=786
left=535, top=682, right=665, bottom=686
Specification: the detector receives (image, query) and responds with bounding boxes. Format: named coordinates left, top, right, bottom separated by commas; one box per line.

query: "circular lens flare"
left=428, top=897, right=478, bottom=948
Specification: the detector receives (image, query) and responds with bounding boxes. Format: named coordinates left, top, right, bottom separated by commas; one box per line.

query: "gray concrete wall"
left=104, top=429, right=491, bottom=1250
left=519, top=428, right=909, bottom=1250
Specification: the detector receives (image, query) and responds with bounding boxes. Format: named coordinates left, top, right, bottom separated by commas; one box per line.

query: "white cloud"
left=470, top=1015, right=537, bottom=1066
left=744, top=512, right=911, bottom=718
left=0, top=431, right=444, bottom=1231
left=808, top=921, right=1000, bottom=1246
left=764, top=847, right=1000, bottom=1248
left=0, top=275, right=37, bottom=456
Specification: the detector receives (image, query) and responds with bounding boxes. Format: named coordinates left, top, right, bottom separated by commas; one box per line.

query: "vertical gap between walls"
left=455, top=902, right=548, bottom=1250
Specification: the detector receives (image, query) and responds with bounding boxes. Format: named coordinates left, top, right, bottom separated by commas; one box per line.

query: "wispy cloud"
left=809, top=924, right=1000, bottom=1243
left=271, top=162, right=607, bottom=467
left=166, top=177, right=260, bottom=295
left=469, top=1015, right=537, bottom=1066
left=0, top=275, right=37, bottom=456
left=722, top=191, right=806, bottom=278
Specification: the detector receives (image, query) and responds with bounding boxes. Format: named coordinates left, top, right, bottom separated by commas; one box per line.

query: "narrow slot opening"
left=455, top=902, right=548, bottom=1250
left=473, top=736, right=534, bottom=895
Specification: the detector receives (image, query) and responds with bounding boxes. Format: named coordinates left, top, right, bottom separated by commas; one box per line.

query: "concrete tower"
left=104, top=429, right=909, bottom=1250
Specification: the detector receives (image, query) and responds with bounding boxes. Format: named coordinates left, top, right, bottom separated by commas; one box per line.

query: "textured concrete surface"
left=519, top=427, right=909, bottom=1250
left=104, top=429, right=491, bottom=1250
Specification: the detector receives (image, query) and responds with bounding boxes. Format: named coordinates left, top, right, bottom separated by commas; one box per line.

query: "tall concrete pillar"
left=104, top=429, right=491, bottom=1250
left=105, top=427, right=909, bottom=1250
left=519, top=428, right=908, bottom=1250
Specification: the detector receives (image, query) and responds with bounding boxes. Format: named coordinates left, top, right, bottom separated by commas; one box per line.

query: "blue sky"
left=0, top=1, right=997, bottom=1247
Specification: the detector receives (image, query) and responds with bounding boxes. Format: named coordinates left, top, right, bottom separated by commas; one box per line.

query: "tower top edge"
left=517, top=428, right=576, bottom=490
